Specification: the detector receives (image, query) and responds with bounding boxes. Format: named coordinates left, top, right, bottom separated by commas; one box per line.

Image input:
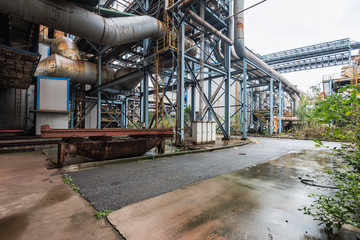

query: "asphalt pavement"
left=68, top=137, right=340, bottom=211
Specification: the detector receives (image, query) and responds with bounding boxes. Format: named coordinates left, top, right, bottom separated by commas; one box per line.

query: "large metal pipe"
left=35, top=54, right=116, bottom=85
left=35, top=53, right=144, bottom=89
left=50, top=36, right=81, bottom=60
left=233, top=0, right=301, bottom=98
left=0, top=0, right=166, bottom=47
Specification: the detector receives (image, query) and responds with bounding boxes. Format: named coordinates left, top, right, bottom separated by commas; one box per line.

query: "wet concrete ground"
left=66, top=137, right=341, bottom=211
left=108, top=150, right=359, bottom=239
left=2, top=137, right=358, bottom=239
left=0, top=151, right=121, bottom=240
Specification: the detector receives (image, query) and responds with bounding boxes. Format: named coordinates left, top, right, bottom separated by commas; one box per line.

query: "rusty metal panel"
left=56, top=137, right=166, bottom=167
left=41, top=125, right=174, bottom=138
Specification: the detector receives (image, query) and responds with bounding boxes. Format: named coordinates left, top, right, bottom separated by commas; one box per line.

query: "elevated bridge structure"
left=260, top=38, right=360, bottom=73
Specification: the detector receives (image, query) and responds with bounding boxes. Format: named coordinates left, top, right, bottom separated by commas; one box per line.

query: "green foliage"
left=303, top=84, right=360, bottom=230
left=62, top=174, right=80, bottom=192
left=184, top=105, right=192, bottom=124
left=293, top=86, right=326, bottom=139
left=95, top=209, right=112, bottom=220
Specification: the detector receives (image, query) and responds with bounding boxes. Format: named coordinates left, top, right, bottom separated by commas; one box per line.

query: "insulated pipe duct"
left=233, top=0, right=301, bottom=99
left=36, top=34, right=197, bottom=89
left=50, top=36, right=81, bottom=60
left=0, top=0, right=166, bottom=47
left=35, top=54, right=115, bottom=85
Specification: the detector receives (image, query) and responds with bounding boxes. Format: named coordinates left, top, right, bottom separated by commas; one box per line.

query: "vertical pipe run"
left=176, top=21, right=185, bottom=145
left=97, top=55, right=102, bottom=129
left=269, top=77, right=273, bottom=134
left=242, top=58, right=247, bottom=139
left=278, top=81, right=282, bottom=133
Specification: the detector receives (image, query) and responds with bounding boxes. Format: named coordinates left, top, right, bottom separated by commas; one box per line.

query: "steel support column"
left=97, top=55, right=102, bottom=129
left=224, top=42, right=231, bottom=139
left=278, top=81, right=282, bottom=133
left=250, top=87, right=254, bottom=127
left=70, top=85, right=75, bottom=129
left=141, top=39, right=149, bottom=128
left=121, top=101, right=126, bottom=127
left=175, top=21, right=185, bottom=145
left=199, top=0, right=205, bottom=117
left=208, top=70, right=212, bottom=121
left=242, top=58, right=247, bottom=139
left=269, top=77, right=273, bottom=134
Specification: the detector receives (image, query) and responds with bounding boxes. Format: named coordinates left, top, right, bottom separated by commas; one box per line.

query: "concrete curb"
left=61, top=140, right=252, bottom=172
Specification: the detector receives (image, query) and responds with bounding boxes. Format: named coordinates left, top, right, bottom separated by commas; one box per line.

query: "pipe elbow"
left=234, top=38, right=246, bottom=59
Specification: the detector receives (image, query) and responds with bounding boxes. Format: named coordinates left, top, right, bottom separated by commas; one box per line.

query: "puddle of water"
left=0, top=213, right=29, bottom=240
left=0, top=185, right=71, bottom=240
left=183, top=150, right=358, bottom=240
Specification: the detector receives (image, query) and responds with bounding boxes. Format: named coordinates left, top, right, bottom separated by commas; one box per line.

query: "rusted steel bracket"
left=57, top=142, right=70, bottom=168
left=157, top=138, right=166, bottom=154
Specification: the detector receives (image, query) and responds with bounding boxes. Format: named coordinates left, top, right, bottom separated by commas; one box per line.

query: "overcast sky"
left=243, top=0, right=360, bottom=92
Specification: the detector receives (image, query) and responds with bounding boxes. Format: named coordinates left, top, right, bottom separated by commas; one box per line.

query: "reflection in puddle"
left=201, top=150, right=358, bottom=239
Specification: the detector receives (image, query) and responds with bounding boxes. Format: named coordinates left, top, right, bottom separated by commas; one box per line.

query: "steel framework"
left=68, top=0, right=298, bottom=144
left=260, top=38, right=360, bottom=73
left=0, top=0, right=301, bottom=142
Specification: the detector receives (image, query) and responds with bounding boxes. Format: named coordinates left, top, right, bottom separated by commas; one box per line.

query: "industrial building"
left=0, top=0, right=358, bottom=162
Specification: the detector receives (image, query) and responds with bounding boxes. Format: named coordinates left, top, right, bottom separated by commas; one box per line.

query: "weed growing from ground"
left=62, top=174, right=80, bottom=191
left=95, top=209, right=112, bottom=220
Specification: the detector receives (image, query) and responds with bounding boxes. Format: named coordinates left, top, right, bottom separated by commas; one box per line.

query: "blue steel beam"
left=242, top=58, right=247, bottom=139
left=224, top=42, right=231, bottom=138
left=259, top=38, right=360, bottom=73
left=208, top=70, right=212, bottom=121
left=272, top=52, right=350, bottom=73
left=141, top=39, right=150, bottom=128
left=176, top=21, right=185, bottom=144
left=278, top=81, right=282, bottom=133
left=97, top=55, right=102, bottom=129
left=269, top=77, right=273, bottom=134
left=261, top=38, right=351, bottom=64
